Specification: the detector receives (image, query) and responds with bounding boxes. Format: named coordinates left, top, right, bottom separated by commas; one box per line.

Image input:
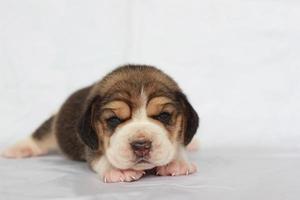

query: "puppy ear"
left=176, top=92, right=199, bottom=145
left=77, top=95, right=101, bottom=150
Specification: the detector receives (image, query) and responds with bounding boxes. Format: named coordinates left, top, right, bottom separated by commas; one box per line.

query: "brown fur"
left=32, top=116, right=54, bottom=141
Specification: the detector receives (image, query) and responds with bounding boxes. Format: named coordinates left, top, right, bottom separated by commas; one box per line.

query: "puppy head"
left=78, top=65, right=199, bottom=170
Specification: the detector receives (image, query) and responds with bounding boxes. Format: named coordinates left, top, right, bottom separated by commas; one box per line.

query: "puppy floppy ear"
left=77, top=95, right=101, bottom=150
left=176, top=92, right=199, bottom=145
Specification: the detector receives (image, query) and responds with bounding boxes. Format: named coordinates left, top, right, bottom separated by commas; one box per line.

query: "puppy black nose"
left=130, top=140, right=152, bottom=157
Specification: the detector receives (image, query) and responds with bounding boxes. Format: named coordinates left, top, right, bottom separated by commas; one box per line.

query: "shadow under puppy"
left=2, top=64, right=199, bottom=183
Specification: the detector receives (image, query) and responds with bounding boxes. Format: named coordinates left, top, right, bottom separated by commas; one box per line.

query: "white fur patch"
left=105, top=90, right=177, bottom=170
left=91, top=155, right=112, bottom=177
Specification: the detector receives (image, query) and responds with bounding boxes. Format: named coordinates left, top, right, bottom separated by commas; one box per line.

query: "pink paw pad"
left=156, top=160, right=197, bottom=176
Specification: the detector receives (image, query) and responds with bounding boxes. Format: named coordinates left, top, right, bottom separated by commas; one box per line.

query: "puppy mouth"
left=131, top=157, right=155, bottom=170
left=134, top=157, right=151, bottom=164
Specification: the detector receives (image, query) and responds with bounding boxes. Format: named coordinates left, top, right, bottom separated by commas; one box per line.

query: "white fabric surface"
left=1, top=149, right=300, bottom=200
left=0, top=0, right=299, bottom=199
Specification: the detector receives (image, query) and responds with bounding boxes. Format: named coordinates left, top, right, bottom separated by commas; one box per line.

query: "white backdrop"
left=1, top=0, right=300, bottom=149
left=1, top=1, right=300, bottom=200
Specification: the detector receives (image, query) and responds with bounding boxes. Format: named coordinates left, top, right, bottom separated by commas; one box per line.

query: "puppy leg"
left=1, top=116, right=58, bottom=158
left=156, top=147, right=197, bottom=176
left=91, top=156, right=145, bottom=183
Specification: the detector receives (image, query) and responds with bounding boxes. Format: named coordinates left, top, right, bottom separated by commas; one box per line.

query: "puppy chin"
left=106, top=148, right=176, bottom=171
left=106, top=153, right=155, bottom=170
left=131, top=163, right=156, bottom=170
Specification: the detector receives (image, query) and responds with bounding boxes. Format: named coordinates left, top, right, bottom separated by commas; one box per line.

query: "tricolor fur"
left=2, top=65, right=199, bottom=183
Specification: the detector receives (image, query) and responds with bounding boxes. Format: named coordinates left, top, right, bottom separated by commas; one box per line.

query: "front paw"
left=156, top=160, right=197, bottom=176
left=102, top=169, right=145, bottom=183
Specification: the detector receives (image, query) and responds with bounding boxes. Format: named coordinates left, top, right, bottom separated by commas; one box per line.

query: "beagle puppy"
left=2, top=64, right=199, bottom=183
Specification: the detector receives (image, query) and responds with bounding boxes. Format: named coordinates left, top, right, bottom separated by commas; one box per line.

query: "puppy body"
left=2, top=65, right=199, bottom=183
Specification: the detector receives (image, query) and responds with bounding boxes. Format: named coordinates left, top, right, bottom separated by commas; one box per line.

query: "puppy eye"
left=106, top=116, right=122, bottom=128
left=154, top=112, right=172, bottom=124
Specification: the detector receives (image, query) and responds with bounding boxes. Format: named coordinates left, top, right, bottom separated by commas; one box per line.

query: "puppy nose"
left=130, top=140, right=152, bottom=157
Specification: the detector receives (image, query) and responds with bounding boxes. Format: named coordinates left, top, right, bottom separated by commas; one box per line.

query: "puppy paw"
left=1, top=138, right=46, bottom=159
left=156, top=160, right=197, bottom=176
left=102, top=169, right=145, bottom=183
